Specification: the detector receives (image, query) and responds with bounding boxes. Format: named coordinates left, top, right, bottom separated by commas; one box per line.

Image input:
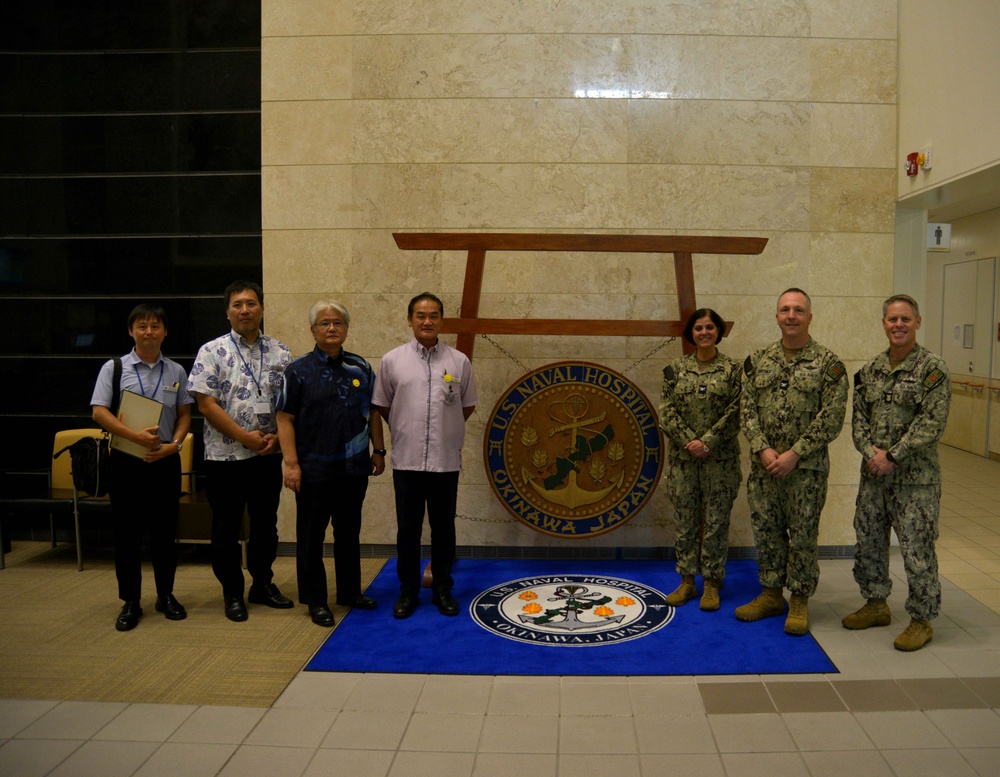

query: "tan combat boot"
left=700, top=579, right=722, bottom=612
left=665, top=574, right=698, bottom=606
left=784, top=594, right=809, bottom=636
left=841, top=598, right=891, bottom=630
left=734, top=587, right=786, bottom=622
left=893, top=618, right=934, bottom=651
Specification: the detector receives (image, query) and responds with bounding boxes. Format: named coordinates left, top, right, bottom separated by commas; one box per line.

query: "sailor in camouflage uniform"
left=659, top=309, right=742, bottom=612
left=843, top=294, right=950, bottom=652
left=738, top=288, right=847, bottom=636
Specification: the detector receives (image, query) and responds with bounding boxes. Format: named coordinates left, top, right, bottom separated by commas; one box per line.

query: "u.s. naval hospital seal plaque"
left=472, top=574, right=673, bottom=646
left=485, top=362, right=664, bottom=537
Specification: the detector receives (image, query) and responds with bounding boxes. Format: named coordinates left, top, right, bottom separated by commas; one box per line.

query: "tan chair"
left=0, top=431, right=91, bottom=571
left=57, top=429, right=196, bottom=571
left=51, top=429, right=109, bottom=571
left=1, top=429, right=198, bottom=571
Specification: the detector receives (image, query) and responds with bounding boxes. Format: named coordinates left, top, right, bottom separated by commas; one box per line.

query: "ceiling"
left=898, top=163, right=1000, bottom=222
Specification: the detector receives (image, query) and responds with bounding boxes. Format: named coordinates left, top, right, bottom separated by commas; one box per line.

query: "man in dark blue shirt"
left=276, top=300, right=386, bottom=626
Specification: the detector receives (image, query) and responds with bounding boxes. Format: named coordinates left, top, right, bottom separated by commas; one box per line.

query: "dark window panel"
left=0, top=1, right=261, bottom=52
left=0, top=175, right=261, bottom=236
left=0, top=114, right=261, bottom=176
left=1, top=1, right=262, bottom=475
left=0, top=296, right=253, bottom=357
left=4, top=357, right=148, bottom=416
left=1, top=415, right=99, bottom=474
left=0, top=237, right=261, bottom=296
left=0, top=51, right=260, bottom=114
left=0, top=415, right=208, bottom=474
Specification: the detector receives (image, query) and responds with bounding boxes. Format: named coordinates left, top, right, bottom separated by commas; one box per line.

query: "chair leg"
left=73, top=492, right=83, bottom=572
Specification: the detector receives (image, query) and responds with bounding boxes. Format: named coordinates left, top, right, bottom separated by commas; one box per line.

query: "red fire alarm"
left=905, top=152, right=919, bottom=176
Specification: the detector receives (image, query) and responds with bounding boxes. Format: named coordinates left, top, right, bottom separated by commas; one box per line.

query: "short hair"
left=127, top=303, right=167, bottom=329
left=682, top=308, right=726, bottom=346
left=224, top=279, right=264, bottom=307
left=407, top=291, right=444, bottom=318
left=309, top=299, right=350, bottom=327
left=777, top=287, right=811, bottom=310
left=882, top=294, right=920, bottom=318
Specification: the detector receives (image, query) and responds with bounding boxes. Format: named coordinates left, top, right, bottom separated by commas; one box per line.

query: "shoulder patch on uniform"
left=923, top=367, right=946, bottom=390
left=743, top=355, right=754, bottom=376
left=825, top=360, right=846, bottom=382
left=662, top=365, right=675, bottom=382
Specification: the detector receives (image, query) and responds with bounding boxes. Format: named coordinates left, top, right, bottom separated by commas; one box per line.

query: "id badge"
left=253, top=399, right=272, bottom=415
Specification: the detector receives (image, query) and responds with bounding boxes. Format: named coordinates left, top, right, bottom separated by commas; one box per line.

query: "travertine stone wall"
left=261, top=0, right=897, bottom=550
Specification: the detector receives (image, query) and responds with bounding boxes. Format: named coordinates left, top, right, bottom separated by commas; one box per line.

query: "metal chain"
left=480, top=332, right=676, bottom=376
left=479, top=333, right=530, bottom=372
left=456, top=512, right=516, bottom=525
left=622, top=337, right=676, bottom=375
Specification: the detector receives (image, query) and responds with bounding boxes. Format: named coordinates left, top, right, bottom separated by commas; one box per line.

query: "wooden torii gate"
left=392, top=232, right=768, bottom=357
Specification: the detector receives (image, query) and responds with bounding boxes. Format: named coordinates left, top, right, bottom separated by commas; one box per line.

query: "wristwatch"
left=372, top=448, right=387, bottom=456
left=173, top=439, right=184, bottom=453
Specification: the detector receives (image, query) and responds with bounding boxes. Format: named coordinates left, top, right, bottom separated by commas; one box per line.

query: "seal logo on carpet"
left=471, top=573, right=673, bottom=646
left=485, top=362, right=664, bottom=537
left=306, top=560, right=838, bottom=676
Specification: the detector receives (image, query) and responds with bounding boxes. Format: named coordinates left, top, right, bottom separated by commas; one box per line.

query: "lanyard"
left=230, top=334, right=264, bottom=396
left=134, top=362, right=164, bottom=399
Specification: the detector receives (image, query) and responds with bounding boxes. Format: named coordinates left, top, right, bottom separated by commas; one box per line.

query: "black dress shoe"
left=337, top=595, right=377, bottom=610
left=115, top=601, right=142, bottom=632
left=393, top=591, right=418, bottom=619
left=248, top=582, right=295, bottom=609
left=224, top=595, right=248, bottom=622
left=154, top=593, right=187, bottom=621
left=432, top=589, right=460, bottom=616
left=308, top=604, right=335, bottom=627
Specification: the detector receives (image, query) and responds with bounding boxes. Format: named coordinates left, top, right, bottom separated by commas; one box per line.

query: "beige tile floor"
left=1, top=445, right=999, bottom=777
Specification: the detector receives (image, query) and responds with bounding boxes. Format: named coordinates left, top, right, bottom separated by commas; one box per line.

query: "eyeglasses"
left=313, top=320, right=347, bottom=330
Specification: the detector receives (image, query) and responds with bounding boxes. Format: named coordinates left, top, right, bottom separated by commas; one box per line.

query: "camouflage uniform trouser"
left=852, top=477, right=941, bottom=621
left=747, top=466, right=828, bottom=597
left=668, top=456, right=741, bottom=581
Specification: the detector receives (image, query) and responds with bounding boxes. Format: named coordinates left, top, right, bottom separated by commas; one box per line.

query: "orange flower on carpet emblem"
left=615, top=596, right=636, bottom=607
left=522, top=603, right=543, bottom=614
left=519, top=591, right=538, bottom=601
left=594, top=606, right=615, bottom=617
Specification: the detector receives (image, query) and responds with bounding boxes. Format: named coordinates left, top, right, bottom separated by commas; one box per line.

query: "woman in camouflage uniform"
left=659, top=309, right=742, bottom=611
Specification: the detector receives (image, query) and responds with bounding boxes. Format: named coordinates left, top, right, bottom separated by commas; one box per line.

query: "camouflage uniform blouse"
left=741, top=338, right=847, bottom=473
left=659, top=352, right=742, bottom=462
left=852, top=344, right=951, bottom=485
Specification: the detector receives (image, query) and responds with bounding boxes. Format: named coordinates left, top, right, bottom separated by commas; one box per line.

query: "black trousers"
left=295, top=473, right=368, bottom=606
left=204, top=455, right=282, bottom=598
left=393, top=469, right=459, bottom=594
left=109, top=450, right=180, bottom=602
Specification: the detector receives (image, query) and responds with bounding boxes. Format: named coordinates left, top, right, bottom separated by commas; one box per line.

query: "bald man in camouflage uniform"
left=738, top=288, right=847, bottom=636
left=659, top=308, right=742, bottom=612
left=843, top=294, right=950, bottom=652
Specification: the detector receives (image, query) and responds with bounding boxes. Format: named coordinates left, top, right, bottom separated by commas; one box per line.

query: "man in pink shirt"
left=372, top=293, right=477, bottom=619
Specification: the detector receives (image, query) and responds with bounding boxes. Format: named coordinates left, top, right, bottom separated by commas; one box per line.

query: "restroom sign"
left=927, top=223, right=951, bottom=252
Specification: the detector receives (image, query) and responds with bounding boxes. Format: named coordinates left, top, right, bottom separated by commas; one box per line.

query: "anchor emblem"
left=521, top=393, right=625, bottom=509
left=518, top=584, right=626, bottom=630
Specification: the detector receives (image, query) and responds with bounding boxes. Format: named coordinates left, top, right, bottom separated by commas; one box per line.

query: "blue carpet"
left=306, top=559, right=837, bottom=676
